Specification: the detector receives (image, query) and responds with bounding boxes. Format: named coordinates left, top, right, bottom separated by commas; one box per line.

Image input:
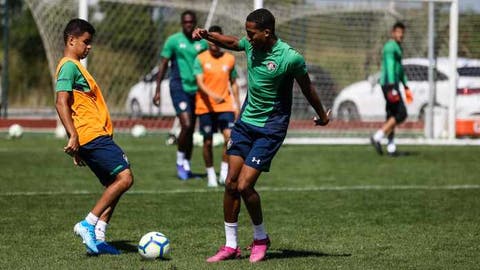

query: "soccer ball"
left=131, top=124, right=147, bottom=138
left=138, top=232, right=170, bottom=260
left=8, top=124, right=23, bottom=139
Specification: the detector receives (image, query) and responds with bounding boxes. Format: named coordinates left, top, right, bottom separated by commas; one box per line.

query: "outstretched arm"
left=192, top=28, right=242, bottom=51
left=295, top=72, right=330, bottom=126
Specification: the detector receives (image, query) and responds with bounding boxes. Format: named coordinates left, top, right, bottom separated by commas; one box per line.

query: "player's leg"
left=207, top=155, right=244, bottom=262
left=94, top=196, right=120, bottom=254
left=75, top=137, right=133, bottom=254
left=199, top=113, right=217, bottom=187
left=218, top=112, right=235, bottom=185
left=387, top=100, right=407, bottom=156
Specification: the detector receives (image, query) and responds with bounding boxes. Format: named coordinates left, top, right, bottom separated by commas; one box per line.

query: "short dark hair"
left=181, top=10, right=197, bottom=22
left=392, top=22, right=405, bottom=31
left=63, top=18, right=95, bottom=45
left=246, top=8, right=275, bottom=35
left=208, top=25, right=222, bottom=34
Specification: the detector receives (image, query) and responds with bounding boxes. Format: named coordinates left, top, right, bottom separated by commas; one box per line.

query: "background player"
left=153, top=10, right=208, bottom=180
left=193, top=8, right=330, bottom=263
left=193, top=25, right=240, bottom=187
left=370, top=22, right=413, bottom=156
left=55, top=19, right=134, bottom=255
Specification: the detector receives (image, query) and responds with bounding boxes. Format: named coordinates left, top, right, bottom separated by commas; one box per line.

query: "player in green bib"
left=153, top=10, right=208, bottom=180
left=193, top=8, right=330, bottom=263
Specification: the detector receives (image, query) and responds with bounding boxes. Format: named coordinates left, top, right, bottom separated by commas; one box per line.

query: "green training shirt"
left=161, top=32, right=208, bottom=93
left=380, top=39, right=408, bottom=86
left=55, top=61, right=90, bottom=92
left=238, top=37, right=307, bottom=128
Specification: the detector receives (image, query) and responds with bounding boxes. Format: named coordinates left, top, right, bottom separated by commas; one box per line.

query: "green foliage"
left=0, top=134, right=480, bottom=269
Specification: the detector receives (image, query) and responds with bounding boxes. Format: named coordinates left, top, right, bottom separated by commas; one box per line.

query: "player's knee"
left=237, top=182, right=254, bottom=196
left=116, top=169, right=134, bottom=191
left=225, top=180, right=239, bottom=196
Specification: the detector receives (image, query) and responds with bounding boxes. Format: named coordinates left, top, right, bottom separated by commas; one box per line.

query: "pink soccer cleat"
left=206, top=246, right=241, bottom=262
left=249, top=237, right=270, bottom=263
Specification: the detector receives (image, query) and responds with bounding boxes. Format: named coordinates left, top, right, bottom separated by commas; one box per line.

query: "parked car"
left=332, top=58, right=480, bottom=122
left=125, top=66, right=247, bottom=118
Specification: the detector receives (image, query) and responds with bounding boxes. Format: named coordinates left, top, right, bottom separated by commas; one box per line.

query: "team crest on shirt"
left=204, top=63, right=212, bottom=69
left=222, top=65, right=229, bottom=72
left=179, top=43, right=187, bottom=49
left=266, top=61, right=277, bottom=71
left=195, top=44, right=202, bottom=51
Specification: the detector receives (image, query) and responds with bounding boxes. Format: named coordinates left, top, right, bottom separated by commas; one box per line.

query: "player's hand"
left=64, top=135, right=79, bottom=157
left=313, top=109, right=331, bottom=126
left=405, top=87, right=413, bottom=104
left=153, top=91, right=161, bottom=107
left=192, top=28, right=208, bottom=40
left=73, top=153, right=86, bottom=167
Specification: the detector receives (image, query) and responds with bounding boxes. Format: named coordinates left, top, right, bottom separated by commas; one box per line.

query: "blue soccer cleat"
left=74, top=220, right=99, bottom=254
left=96, top=241, right=121, bottom=255
left=177, top=164, right=189, bottom=181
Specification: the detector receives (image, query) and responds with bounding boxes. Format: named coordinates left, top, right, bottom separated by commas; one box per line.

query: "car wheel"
left=130, top=99, right=142, bottom=118
left=337, top=101, right=359, bottom=121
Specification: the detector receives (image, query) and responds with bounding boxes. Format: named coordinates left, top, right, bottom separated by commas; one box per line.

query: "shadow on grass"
left=110, top=240, right=138, bottom=253
left=267, top=249, right=351, bottom=260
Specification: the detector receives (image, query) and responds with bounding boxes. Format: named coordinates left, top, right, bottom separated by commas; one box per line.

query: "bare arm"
left=55, top=91, right=80, bottom=155
left=230, top=78, right=241, bottom=119
left=295, top=72, right=330, bottom=125
left=153, top=58, right=169, bottom=106
left=196, top=74, right=224, bottom=103
left=192, top=28, right=242, bottom=51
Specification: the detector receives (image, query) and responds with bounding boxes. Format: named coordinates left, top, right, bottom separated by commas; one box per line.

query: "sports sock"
left=373, top=130, right=384, bottom=142
left=183, top=159, right=191, bottom=171
left=95, top=220, right=108, bottom=242
left=206, top=167, right=216, bottom=179
left=224, top=222, right=238, bottom=249
left=85, top=212, right=99, bottom=226
left=252, top=222, right=267, bottom=240
left=220, top=161, right=228, bottom=179
left=176, top=151, right=185, bottom=166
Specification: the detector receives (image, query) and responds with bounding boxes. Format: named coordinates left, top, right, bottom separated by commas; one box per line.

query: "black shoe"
left=370, top=136, right=383, bottom=155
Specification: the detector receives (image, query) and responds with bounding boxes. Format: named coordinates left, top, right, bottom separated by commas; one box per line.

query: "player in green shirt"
left=193, top=8, right=330, bottom=263
left=153, top=10, right=208, bottom=180
left=371, top=22, right=413, bottom=156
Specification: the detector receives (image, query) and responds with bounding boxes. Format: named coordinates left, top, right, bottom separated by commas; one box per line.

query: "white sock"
left=183, top=159, right=191, bottom=171
left=176, top=151, right=185, bottom=166
left=220, top=161, right=228, bottom=178
left=224, top=222, right=238, bottom=248
left=95, top=220, right=108, bottom=242
left=85, top=212, right=99, bottom=226
left=253, top=222, right=267, bottom=240
left=373, top=130, right=384, bottom=142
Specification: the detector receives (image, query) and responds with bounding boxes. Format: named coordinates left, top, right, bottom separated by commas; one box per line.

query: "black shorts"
left=381, top=84, right=407, bottom=123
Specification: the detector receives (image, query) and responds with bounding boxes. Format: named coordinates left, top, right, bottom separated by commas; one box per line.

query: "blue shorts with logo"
left=227, top=120, right=286, bottom=172
left=170, top=79, right=196, bottom=115
left=199, top=112, right=235, bottom=139
left=78, top=136, right=130, bottom=186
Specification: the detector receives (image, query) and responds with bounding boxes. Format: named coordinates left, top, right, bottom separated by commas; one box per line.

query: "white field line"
left=1, top=184, right=480, bottom=197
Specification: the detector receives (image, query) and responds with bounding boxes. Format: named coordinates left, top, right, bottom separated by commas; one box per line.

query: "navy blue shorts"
left=199, top=112, right=235, bottom=139
left=170, top=79, right=196, bottom=115
left=78, top=136, right=130, bottom=186
left=227, top=121, right=286, bottom=172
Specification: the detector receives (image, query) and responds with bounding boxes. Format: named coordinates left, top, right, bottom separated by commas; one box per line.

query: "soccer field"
left=1, top=134, right=479, bottom=269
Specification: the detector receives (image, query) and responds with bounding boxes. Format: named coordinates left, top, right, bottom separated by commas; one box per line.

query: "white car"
left=332, top=58, right=480, bottom=121
left=125, top=66, right=247, bottom=118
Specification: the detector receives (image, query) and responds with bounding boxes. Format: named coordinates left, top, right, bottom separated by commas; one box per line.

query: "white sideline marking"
left=1, top=185, right=480, bottom=196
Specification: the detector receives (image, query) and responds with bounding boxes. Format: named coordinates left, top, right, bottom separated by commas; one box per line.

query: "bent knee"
left=116, top=169, right=134, bottom=190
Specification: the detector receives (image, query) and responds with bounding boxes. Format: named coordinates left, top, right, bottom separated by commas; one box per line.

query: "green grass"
left=1, top=134, right=480, bottom=269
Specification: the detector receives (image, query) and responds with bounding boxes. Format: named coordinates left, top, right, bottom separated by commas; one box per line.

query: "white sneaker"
left=218, top=173, right=227, bottom=185
left=207, top=174, right=218, bottom=187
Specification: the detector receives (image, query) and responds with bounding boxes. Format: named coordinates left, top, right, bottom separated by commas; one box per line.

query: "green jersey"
left=161, top=32, right=208, bottom=93
left=238, top=37, right=307, bottom=128
left=380, top=39, right=408, bottom=86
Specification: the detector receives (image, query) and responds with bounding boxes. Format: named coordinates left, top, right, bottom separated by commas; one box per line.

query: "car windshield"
left=458, top=67, right=480, bottom=77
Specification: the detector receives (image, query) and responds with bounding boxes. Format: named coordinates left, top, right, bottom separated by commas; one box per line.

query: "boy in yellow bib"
left=55, top=19, right=134, bottom=255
